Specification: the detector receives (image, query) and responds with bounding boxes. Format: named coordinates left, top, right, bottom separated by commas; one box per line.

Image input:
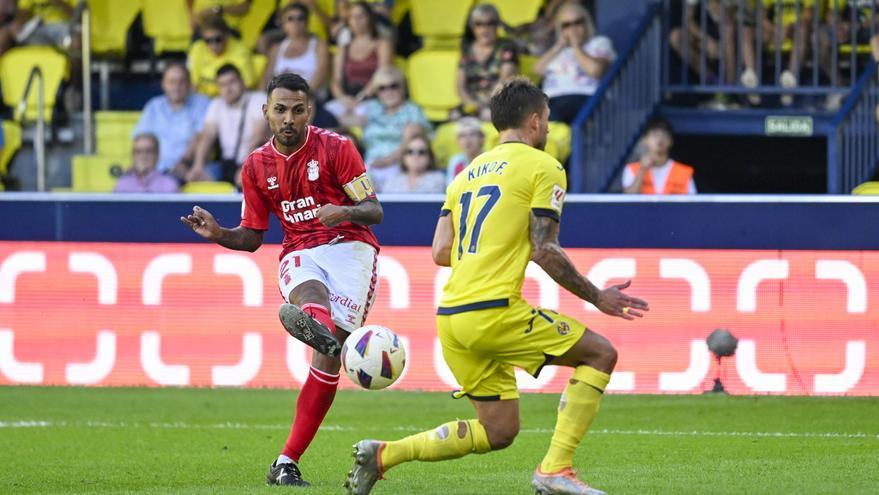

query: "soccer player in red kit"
left=180, top=73, right=383, bottom=487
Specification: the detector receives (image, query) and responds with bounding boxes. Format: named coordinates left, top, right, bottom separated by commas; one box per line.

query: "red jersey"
left=240, top=126, right=380, bottom=259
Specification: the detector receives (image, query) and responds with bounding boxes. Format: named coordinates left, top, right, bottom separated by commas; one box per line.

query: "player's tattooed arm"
left=180, top=206, right=264, bottom=252
left=529, top=213, right=649, bottom=320
left=317, top=199, right=384, bottom=227
left=529, top=213, right=601, bottom=304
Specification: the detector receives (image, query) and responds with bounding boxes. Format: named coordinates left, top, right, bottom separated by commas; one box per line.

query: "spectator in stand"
left=382, top=135, right=446, bottom=194
left=534, top=2, right=615, bottom=125
left=325, top=1, right=392, bottom=127
left=188, top=15, right=257, bottom=97
left=188, top=64, right=268, bottom=186
left=456, top=3, right=519, bottom=121
left=760, top=0, right=819, bottom=105
left=446, top=117, right=485, bottom=185
left=113, top=134, right=180, bottom=194
left=360, top=66, right=431, bottom=191
left=261, top=3, right=330, bottom=93
left=623, top=120, right=696, bottom=195
left=133, top=63, right=210, bottom=176
left=261, top=3, right=336, bottom=127
left=188, top=0, right=251, bottom=35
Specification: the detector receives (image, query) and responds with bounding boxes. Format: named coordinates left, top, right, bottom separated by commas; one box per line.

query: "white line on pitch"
left=0, top=420, right=876, bottom=439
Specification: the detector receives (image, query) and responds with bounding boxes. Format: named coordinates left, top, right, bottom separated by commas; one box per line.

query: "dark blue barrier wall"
left=2, top=193, right=879, bottom=250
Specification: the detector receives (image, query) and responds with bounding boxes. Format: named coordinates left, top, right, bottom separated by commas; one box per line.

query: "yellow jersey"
left=438, top=142, right=566, bottom=314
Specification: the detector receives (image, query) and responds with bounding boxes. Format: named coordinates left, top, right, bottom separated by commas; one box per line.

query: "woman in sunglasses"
left=456, top=3, right=520, bottom=121
left=533, top=2, right=615, bottom=125
left=382, top=135, right=445, bottom=194
left=360, top=66, right=431, bottom=191
left=260, top=3, right=330, bottom=97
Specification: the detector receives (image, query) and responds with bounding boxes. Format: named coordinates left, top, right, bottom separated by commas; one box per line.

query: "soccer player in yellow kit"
left=345, top=77, right=649, bottom=495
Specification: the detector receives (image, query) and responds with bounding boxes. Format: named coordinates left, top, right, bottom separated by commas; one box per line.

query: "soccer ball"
left=341, top=325, right=406, bottom=390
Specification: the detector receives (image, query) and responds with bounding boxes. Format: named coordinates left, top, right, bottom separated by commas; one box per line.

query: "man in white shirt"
left=622, top=119, right=697, bottom=195
left=189, top=63, right=269, bottom=186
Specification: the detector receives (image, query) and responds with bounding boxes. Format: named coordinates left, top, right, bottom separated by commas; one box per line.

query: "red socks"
left=282, top=366, right=340, bottom=462
left=302, top=303, right=335, bottom=334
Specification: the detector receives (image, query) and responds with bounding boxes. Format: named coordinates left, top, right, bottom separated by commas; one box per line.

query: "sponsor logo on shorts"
left=330, top=293, right=362, bottom=313
left=557, top=321, right=571, bottom=336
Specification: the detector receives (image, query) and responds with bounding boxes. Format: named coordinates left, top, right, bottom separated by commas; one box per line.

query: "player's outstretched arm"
left=529, top=213, right=649, bottom=320
left=180, top=205, right=264, bottom=252
left=316, top=198, right=384, bottom=227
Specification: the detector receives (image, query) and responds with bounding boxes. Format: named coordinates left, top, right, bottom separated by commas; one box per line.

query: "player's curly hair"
left=267, top=72, right=311, bottom=99
left=489, top=76, right=548, bottom=132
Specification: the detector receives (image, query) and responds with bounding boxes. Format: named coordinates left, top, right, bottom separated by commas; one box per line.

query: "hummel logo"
left=267, top=176, right=279, bottom=190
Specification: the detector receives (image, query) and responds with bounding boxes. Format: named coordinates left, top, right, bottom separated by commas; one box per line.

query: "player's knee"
left=484, top=421, right=518, bottom=450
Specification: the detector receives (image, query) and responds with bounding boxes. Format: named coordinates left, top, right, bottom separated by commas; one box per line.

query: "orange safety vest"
left=626, top=160, right=694, bottom=194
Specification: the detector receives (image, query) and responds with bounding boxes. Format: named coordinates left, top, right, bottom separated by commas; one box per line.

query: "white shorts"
left=278, top=241, right=379, bottom=332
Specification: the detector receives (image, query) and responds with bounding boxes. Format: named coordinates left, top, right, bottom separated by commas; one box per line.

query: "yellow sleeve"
left=529, top=157, right=567, bottom=221
left=440, top=180, right=458, bottom=217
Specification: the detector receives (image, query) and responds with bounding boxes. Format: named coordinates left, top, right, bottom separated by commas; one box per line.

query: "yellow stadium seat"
left=181, top=180, right=237, bottom=193
left=547, top=121, right=571, bottom=163
left=407, top=50, right=461, bottom=121
left=143, top=0, right=193, bottom=54
left=485, top=0, right=541, bottom=27
left=95, top=111, right=141, bottom=157
left=1, top=121, right=22, bottom=186
left=239, top=0, right=276, bottom=49
left=852, top=181, right=879, bottom=195
left=520, top=54, right=541, bottom=84
left=72, top=154, right=128, bottom=192
left=411, top=0, right=472, bottom=39
left=0, top=46, right=68, bottom=123
left=88, top=0, right=142, bottom=55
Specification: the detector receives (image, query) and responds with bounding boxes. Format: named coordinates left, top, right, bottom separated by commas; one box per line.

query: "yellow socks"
left=540, top=365, right=611, bottom=473
left=380, top=419, right=492, bottom=471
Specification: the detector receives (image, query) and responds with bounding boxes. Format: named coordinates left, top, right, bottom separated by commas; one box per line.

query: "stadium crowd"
left=1, top=1, right=878, bottom=194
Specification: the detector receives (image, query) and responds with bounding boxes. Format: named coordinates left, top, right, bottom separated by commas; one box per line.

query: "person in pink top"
left=113, top=134, right=179, bottom=194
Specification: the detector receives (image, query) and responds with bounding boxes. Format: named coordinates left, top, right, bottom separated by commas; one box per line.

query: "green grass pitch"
left=1, top=387, right=877, bottom=494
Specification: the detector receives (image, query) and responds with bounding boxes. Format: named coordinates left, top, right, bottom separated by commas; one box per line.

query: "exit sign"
left=765, top=116, right=814, bottom=136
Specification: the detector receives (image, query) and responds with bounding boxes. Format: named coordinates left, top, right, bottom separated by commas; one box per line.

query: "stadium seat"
left=407, top=50, right=461, bottom=121
left=547, top=122, right=571, bottom=163
left=142, top=0, right=193, bottom=54
left=410, top=0, right=472, bottom=41
left=238, top=0, right=276, bottom=49
left=181, top=180, right=237, bottom=193
left=520, top=54, right=541, bottom=84
left=0, top=46, right=68, bottom=123
left=852, top=181, right=879, bottom=195
left=95, top=111, right=141, bottom=157
left=0, top=121, right=22, bottom=182
left=252, top=53, right=268, bottom=85
left=431, top=120, right=498, bottom=169
left=485, top=0, right=541, bottom=27
left=72, top=154, right=127, bottom=192
left=88, top=0, right=142, bottom=56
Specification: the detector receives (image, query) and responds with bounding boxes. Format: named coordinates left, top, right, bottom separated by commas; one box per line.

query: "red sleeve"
left=334, top=137, right=369, bottom=185
left=239, top=158, right=270, bottom=231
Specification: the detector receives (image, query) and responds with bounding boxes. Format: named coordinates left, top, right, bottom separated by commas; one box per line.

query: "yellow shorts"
left=436, top=298, right=587, bottom=401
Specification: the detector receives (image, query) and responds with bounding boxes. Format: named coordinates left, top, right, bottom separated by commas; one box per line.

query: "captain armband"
left=343, top=174, right=377, bottom=202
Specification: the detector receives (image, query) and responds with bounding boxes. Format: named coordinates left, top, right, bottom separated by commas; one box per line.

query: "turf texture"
left=1, top=387, right=876, bottom=494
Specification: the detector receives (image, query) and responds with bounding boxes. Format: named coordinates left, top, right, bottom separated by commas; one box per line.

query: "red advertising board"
left=0, top=242, right=876, bottom=395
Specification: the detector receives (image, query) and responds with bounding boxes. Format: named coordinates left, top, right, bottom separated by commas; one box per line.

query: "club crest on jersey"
left=307, top=160, right=320, bottom=181
left=267, top=176, right=279, bottom=190
left=557, top=321, right=571, bottom=336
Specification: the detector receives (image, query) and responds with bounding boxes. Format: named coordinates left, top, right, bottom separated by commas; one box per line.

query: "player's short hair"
left=216, top=63, right=242, bottom=80
left=489, top=76, right=548, bottom=132
left=644, top=118, right=673, bottom=137
left=267, top=72, right=311, bottom=100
